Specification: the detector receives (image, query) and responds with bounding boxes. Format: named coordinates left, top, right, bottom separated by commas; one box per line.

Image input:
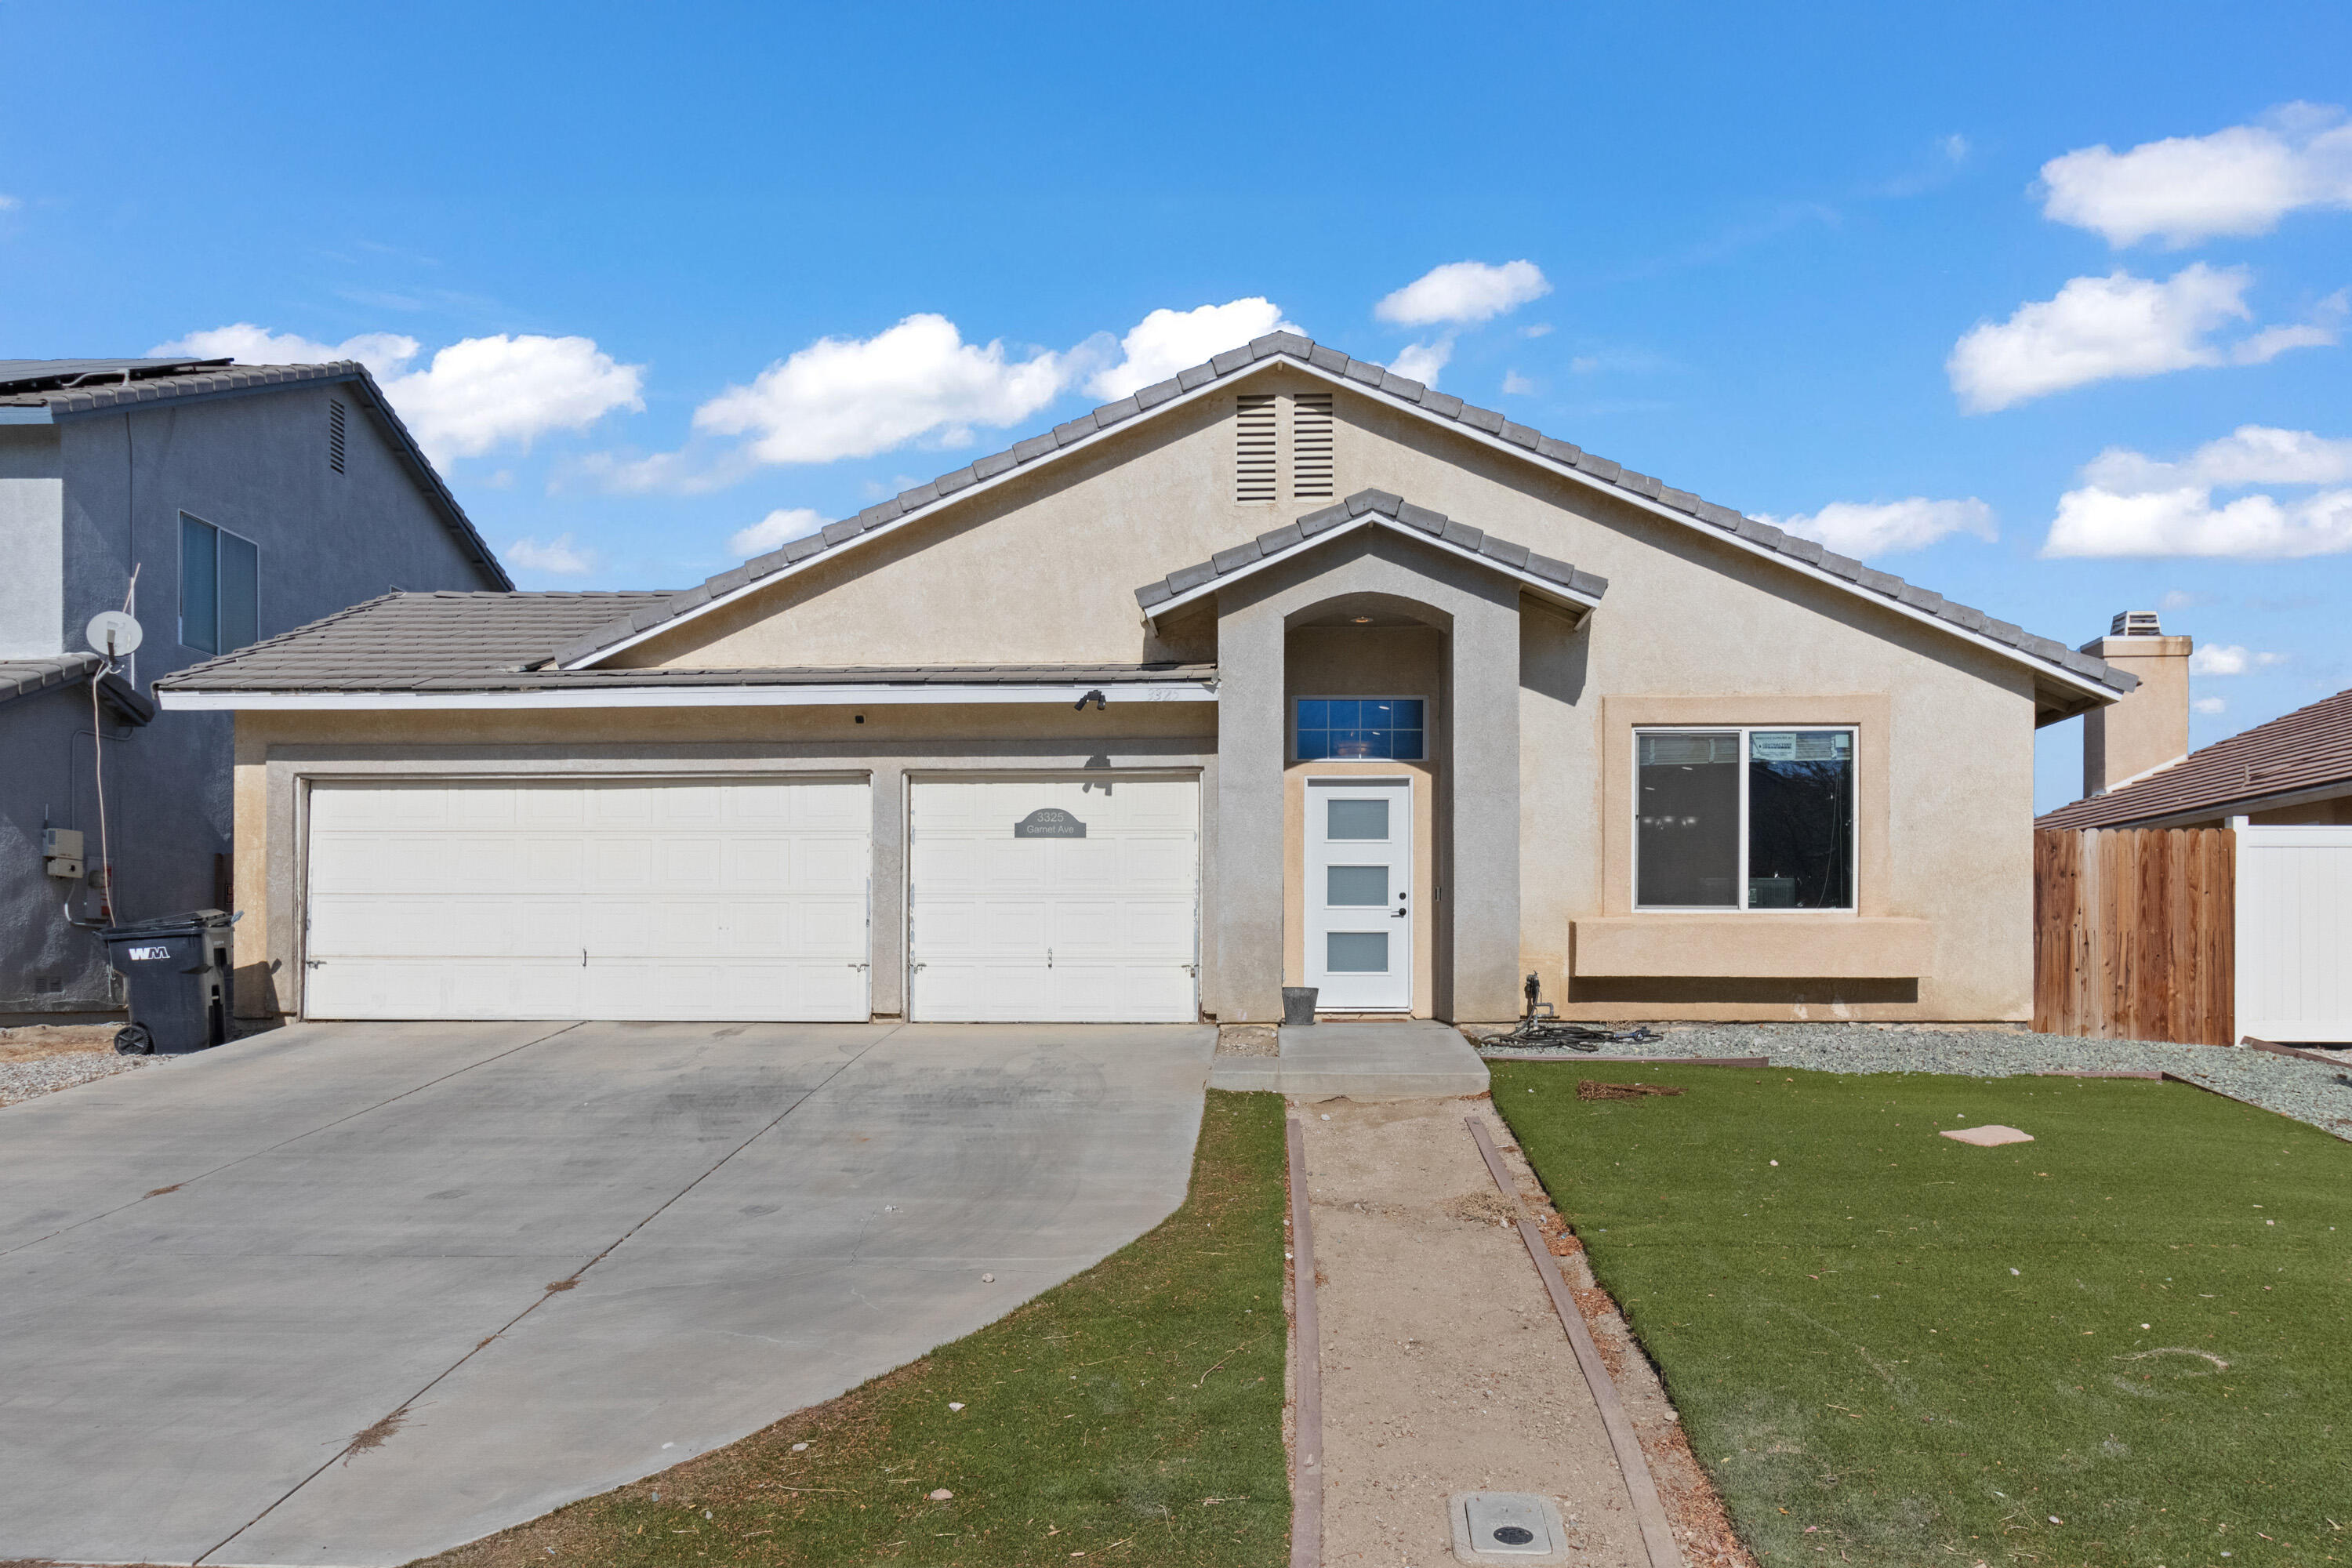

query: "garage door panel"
left=305, top=779, right=870, bottom=1022
left=909, top=777, right=1197, bottom=1023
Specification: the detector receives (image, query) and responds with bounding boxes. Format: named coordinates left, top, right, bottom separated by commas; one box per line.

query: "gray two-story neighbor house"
left=1, top=358, right=510, bottom=1024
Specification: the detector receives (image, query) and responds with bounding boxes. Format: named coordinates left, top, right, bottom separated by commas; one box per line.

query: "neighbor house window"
left=1296, top=698, right=1425, bottom=761
left=180, top=512, right=259, bottom=655
left=1635, top=728, right=1854, bottom=909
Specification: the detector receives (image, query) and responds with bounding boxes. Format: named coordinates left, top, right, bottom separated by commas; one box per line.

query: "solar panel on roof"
left=0, top=358, right=233, bottom=395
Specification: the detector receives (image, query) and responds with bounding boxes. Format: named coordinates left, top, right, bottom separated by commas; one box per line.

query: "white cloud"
left=1762, top=496, right=1997, bottom=557
left=2158, top=589, right=2217, bottom=611
left=1374, top=260, right=1552, bottom=327
left=2043, top=485, right=2352, bottom=557
left=2187, top=643, right=2287, bottom=676
left=2193, top=695, right=2227, bottom=715
left=728, top=506, right=829, bottom=558
left=2046, top=425, right=2352, bottom=558
left=2040, top=103, right=2352, bottom=248
left=386, top=335, right=644, bottom=462
left=505, top=533, right=594, bottom=575
left=2082, top=423, right=2352, bottom=492
left=1940, top=133, right=1971, bottom=164
left=1520, top=323, right=1555, bottom=339
left=694, top=314, right=1073, bottom=466
left=151, top=324, right=644, bottom=463
left=0, top=194, right=21, bottom=212
left=1387, top=339, right=1454, bottom=387
left=1501, top=370, right=1537, bottom=396
left=1085, top=298, right=1294, bottom=400
left=151, top=321, right=422, bottom=380
left=1946, top=266, right=2336, bottom=412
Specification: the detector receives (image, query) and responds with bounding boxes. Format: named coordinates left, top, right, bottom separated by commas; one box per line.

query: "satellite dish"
left=87, top=611, right=144, bottom=659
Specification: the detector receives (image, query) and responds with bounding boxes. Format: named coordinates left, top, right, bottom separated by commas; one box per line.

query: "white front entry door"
left=909, top=776, right=1200, bottom=1022
left=1307, top=778, right=1412, bottom=1011
left=303, top=778, right=873, bottom=1021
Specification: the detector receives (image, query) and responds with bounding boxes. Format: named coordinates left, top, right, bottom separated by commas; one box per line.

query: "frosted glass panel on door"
left=1327, top=931, right=1389, bottom=972
left=1327, top=866, right=1388, bottom=906
left=1327, top=799, right=1389, bottom=840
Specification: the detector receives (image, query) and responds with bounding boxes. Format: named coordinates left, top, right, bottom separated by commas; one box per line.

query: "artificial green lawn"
left=1492, top=1063, right=2352, bottom=1567
left=430, top=1090, right=1290, bottom=1568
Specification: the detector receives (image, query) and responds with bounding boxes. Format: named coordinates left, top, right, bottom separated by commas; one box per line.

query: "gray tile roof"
left=1136, top=488, right=1608, bottom=611
left=2, top=361, right=513, bottom=593
left=152, top=591, right=1214, bottom=694
left=2, top=652, right=105, bottom=703
left=1, top=652, right=155, bottom=724
left=538, top=331, right=2131, bottom=700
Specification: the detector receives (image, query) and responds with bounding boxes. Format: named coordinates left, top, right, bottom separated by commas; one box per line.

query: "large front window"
left=1635, top=728, right=1855, bottom=909
left=1295, top=698, right=1425, bottom=761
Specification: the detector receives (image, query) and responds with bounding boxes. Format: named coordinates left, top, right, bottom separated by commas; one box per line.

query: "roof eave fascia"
left=1140, top=514, right=1605, bottom=624
left=561, top=350, right=2122, bottom=704
left=154, top=680, right=1221, bottom=713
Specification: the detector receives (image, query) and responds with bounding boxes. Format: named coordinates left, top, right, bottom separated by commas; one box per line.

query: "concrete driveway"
left=0, top=1019, right=1214, bottom=1566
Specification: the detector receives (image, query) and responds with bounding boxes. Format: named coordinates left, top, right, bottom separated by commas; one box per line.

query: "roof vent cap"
left=2110, top=611, right=2163, bottom=637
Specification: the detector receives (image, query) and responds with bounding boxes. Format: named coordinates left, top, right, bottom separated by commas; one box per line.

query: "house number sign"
left=1014, top=808, right=1087, bottom=838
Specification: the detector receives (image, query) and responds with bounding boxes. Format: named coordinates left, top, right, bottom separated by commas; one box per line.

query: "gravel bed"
left=1476, top=1022, right=2352, bottom=1142
left=0, top=1048, right=154, bottom=1108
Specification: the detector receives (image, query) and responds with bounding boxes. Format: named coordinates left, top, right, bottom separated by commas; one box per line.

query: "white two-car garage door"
left=909, top=776, right=1200, bottom=1022
left=304, top=779, right=871, bottom=1021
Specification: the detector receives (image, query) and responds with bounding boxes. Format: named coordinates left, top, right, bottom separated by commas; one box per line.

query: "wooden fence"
left=2033, top=827, right=2234, bottom=1046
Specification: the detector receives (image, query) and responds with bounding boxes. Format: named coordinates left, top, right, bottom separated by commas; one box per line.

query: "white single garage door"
left=909, top=776, right=1199, bottom=1022
left=304, top=778, right=872, bottom=1021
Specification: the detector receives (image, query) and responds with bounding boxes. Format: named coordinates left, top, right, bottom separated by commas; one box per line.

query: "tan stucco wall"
left=228, top=363, right=2049, bottom=1023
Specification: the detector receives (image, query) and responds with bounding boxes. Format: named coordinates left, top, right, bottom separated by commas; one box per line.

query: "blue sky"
left=5, top=1, right=2347, bottom=811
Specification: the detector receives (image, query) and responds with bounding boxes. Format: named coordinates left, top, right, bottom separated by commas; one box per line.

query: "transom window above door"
left=1635, top=728, right=1856, bottom=910
left=1295, top=698, right=1425, bottom=761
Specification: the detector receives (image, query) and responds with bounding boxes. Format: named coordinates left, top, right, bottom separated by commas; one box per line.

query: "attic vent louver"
left=328, top=398, right=348, bottom=474
left=1236, top=394, right=1277, bottom=503
left=1292, top=392, right=1334, bottom=499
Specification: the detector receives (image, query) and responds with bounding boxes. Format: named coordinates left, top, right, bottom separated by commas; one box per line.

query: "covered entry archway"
left=1138, top=490, right=1604, bottom=1022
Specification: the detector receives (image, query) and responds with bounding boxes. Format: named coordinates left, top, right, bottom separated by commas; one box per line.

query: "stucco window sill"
left=1571, top=916, right=1932, bottom=978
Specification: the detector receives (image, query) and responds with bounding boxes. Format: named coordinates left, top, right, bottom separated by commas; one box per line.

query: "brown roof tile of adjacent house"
left=2037, top=687, right=2352, bottom=829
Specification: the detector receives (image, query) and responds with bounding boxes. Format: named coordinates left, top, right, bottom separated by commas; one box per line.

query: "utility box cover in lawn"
left=1942, top=1124, right=2034, bottom=1146
left=1450, top=1492, right=1573, bottom=1564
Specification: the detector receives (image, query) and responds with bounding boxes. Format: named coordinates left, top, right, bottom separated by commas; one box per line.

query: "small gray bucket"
left=1280, top=986, right=1319, bottom=1025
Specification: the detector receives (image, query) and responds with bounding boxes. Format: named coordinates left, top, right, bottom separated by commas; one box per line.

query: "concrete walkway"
left=1209, top=1018, right=1490, bottom=1098
left=0, top=1018, right=1214, bottom=1566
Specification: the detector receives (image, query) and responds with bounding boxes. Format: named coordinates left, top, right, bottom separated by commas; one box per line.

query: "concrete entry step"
left=1208, top=1018, right=1490, bottom=1099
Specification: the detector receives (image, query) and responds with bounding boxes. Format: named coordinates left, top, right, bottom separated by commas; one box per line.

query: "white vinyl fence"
left=2235, top=825, right=2352, bottom=1044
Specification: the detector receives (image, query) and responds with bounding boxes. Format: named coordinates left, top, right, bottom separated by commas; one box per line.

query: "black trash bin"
left=100, top=909, right=233, bottom=1055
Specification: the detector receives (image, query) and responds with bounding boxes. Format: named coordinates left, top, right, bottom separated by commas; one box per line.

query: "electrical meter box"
left=42, top=828, right=85, bottom=881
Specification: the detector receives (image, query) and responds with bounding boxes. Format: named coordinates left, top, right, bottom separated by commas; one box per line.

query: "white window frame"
left=1632, top=724, right=1859, bottom=913
left=1291, top=695, right=1431, bottom=764
left=178, top=510, right=262, bottom=656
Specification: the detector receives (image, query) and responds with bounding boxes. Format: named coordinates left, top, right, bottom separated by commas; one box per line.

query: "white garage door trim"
left=301, top=775, right=873, bottom=1022
left=908, top=773, right=1201, bottom=1023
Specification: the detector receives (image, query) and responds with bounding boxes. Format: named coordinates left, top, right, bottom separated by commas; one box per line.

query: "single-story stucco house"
left=154, top=332, right=2136, bottom=1028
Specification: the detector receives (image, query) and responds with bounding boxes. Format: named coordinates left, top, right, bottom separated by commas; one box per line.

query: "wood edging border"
left=1285, top=1117, right=1323, bottom=1568
left=1465, top=1116, right=1684, bottom=1568
left=2241, top=1036, right=2347, bottom=1067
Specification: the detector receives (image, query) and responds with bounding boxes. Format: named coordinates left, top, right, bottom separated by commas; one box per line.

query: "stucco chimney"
left=2082, top=611, right=2192, bottom=797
